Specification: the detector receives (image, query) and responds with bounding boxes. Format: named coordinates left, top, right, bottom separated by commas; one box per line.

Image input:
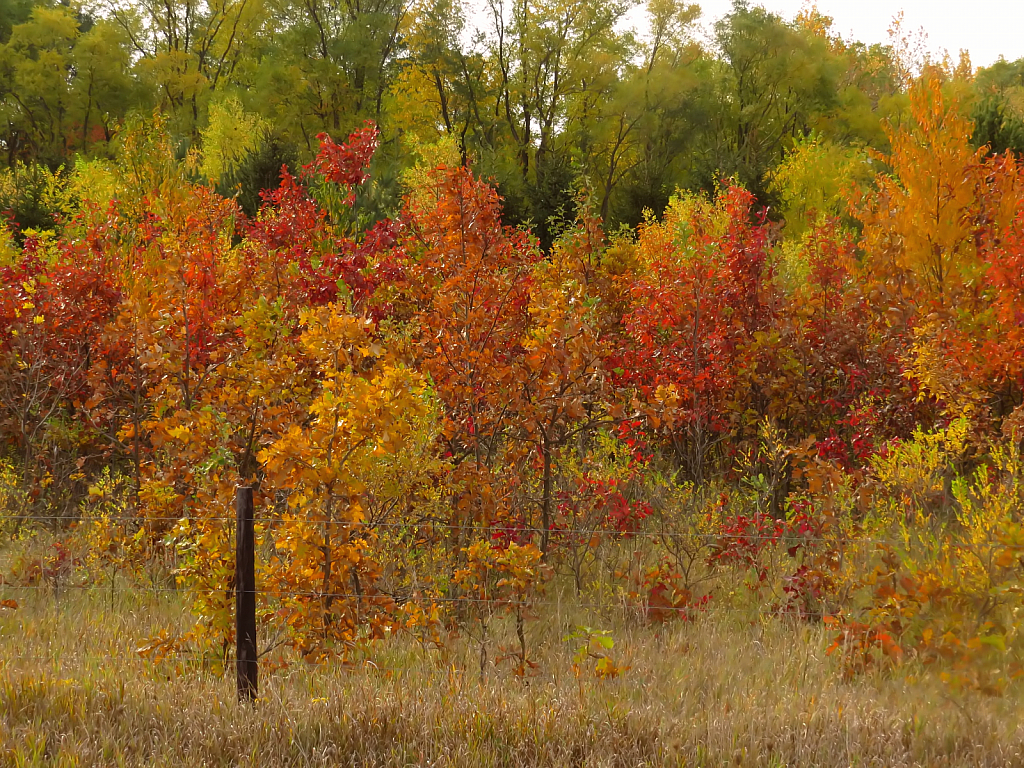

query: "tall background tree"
left=0, top=0, right=1020, bottom=236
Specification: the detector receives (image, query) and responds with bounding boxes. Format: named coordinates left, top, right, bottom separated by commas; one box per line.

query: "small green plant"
left=563, top=626, right=628, bottom=679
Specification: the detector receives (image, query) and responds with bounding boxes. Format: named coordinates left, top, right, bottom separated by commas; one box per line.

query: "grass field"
left=3, top=581, right=1024, bottom=768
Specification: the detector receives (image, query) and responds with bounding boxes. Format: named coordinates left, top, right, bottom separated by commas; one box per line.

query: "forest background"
left=3, top=0, right=1024, bottom=759
left=1, top=0, right=1022, bottom=239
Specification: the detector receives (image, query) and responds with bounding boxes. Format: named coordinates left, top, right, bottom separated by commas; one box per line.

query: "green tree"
left=0, top=0, right=32, bottom=44
left=476, top=0, right=634, bottom=245
left=69, top=19, right=135, bottom=154
left=0, top=5, right=79, bottom=165
left=241, top=0, right=406, bottom=151
left=103, top=0, right=264, bottom=136
left=972, top=57, right=1024, bottom=155
left=394, top=0, right=486, bottom=164
left=576, top=0, right=709, bottom=226
left=703, top=0, right=841, bottom=199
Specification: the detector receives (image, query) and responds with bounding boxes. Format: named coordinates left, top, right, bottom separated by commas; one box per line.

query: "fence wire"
left=0, top=580, right=836, bottom=669
left=0, top=507, right=876, bottom=674
left=0, top=512, right=879, bottom=545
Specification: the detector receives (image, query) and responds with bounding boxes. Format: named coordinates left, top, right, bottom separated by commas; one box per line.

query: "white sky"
left=687, top=0, right=1024, bottom=68
left=466, top=0, right=1023, bottom=70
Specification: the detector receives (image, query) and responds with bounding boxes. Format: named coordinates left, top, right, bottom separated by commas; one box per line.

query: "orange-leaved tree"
left=856, top=73, right=1024, bottom=427
left=400, top=164, right=537, bottom=533
left=511, top=201, right=611, bottom=552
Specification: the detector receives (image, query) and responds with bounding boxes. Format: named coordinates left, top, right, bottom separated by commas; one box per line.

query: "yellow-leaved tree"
left=259, top=304, right=430, bottom=658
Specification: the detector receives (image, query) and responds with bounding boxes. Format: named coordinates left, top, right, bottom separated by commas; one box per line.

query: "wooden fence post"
left=235, top=485, right=258, bottom=701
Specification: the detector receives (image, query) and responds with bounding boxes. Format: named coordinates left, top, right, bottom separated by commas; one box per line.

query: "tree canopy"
left=0, top=0, right=1021, bottom=234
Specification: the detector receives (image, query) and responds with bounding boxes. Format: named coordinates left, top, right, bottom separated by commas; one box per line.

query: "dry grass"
left=3, top=582, right=1024, bottom=768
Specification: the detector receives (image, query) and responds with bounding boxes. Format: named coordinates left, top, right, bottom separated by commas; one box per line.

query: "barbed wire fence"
left=0, top=487, right=870, bottom=698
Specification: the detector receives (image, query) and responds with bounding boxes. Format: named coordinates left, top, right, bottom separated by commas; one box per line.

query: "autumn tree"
left=511, top=202, right=610, bottom=551
left=856, top=74, right=1024, bottom=424
left=0, top=233, right=120, bottom=522
left=259, top=305, right=428, bottom=657
left=399, top=163, right=536, bottom=527
left=612, top=186, right=773, bottom=481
